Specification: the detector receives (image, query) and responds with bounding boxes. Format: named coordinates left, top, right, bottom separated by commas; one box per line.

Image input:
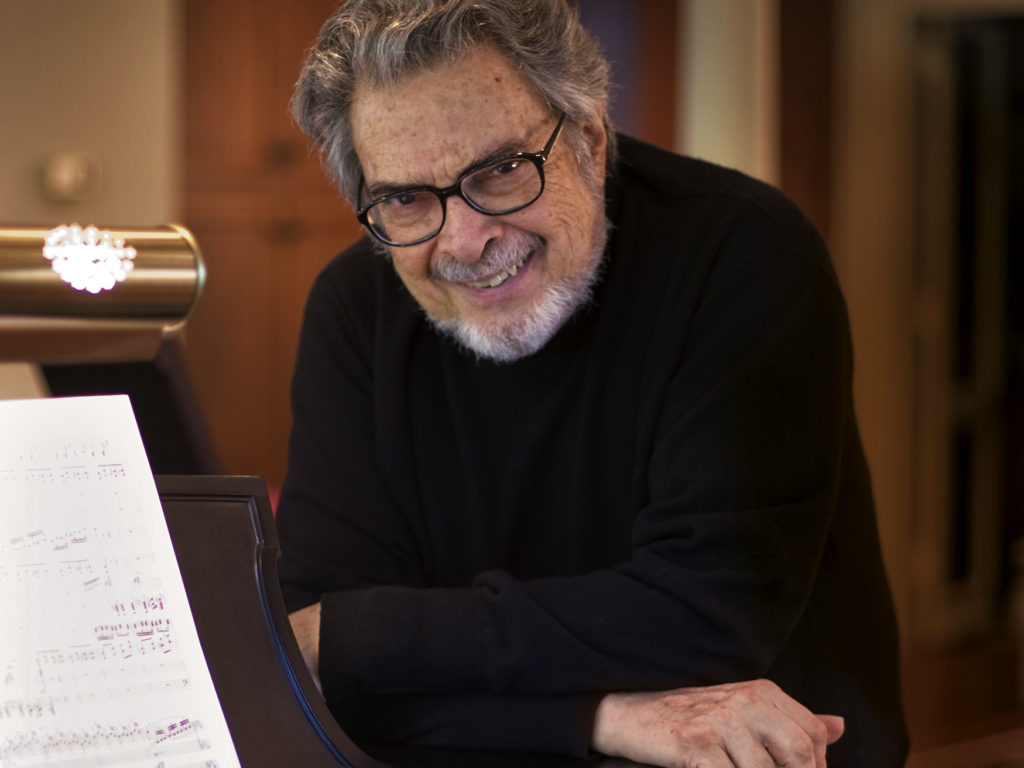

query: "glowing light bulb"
left=42, top=224, right=137, bottom=294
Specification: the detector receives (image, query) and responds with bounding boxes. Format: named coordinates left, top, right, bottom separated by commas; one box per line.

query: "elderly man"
left=277, top=1, right=908, bottom=766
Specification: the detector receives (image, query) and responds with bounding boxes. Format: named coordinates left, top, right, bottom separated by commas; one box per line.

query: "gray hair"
left=291, top=0, right=615, bottom=207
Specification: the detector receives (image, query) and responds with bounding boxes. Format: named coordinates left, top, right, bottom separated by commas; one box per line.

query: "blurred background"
left=1, top=0, right=1022, bottom=762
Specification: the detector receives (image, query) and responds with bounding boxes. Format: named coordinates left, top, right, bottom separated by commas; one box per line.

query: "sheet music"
left=0, top=395, right=242, bottom=768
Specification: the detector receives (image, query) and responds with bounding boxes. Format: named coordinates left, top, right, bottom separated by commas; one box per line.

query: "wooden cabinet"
left=181, top=0, right=362, bottom=487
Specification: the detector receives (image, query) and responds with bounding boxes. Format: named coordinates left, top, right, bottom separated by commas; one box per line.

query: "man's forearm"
left=289, top=601, right=323, bottom=693
left=292, top=602, right=842, bottom=767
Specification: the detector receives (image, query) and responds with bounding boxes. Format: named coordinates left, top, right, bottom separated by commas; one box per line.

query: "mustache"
left=429, top=232, right=542, bottom=283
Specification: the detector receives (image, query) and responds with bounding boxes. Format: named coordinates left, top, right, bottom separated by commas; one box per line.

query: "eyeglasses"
left=356, top=113, right=566, bottom=247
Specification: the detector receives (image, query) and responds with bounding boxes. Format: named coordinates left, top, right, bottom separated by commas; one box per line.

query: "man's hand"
left=288, top=601, right=323, bottom=694
left=592, top=679, right=844, bottom=768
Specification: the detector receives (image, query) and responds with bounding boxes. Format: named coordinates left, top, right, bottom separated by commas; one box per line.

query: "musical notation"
left=0, top=396, right=240, bottom=768
left=2, top=716, right=214, bottom=766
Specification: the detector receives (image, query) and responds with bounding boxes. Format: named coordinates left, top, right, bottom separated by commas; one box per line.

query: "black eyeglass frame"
left=356, top=113, right=567, bottom=247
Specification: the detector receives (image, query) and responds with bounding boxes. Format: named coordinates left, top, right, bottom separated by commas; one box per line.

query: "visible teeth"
left=466, top=258, right=525, bottom=289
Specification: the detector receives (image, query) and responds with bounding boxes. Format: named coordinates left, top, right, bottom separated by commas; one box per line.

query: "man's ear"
left=580, top=117, right=608, bottom=179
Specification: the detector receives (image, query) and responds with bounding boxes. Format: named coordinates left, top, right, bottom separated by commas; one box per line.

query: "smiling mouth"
left=462, top=255, right=528, bottom=289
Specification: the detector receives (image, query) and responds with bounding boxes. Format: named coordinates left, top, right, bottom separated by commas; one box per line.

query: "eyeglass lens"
left=366, top=157, right=543, bottom=246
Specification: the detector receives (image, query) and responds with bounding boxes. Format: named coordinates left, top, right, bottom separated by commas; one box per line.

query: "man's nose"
left=436, top=195, right=503, bottom=264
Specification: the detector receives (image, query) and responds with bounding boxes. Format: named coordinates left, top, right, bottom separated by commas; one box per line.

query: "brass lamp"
left=0, top=223, right=205, bottom=363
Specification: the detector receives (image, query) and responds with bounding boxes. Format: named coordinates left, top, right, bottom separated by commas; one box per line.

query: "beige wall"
left=676, top=0, right=780, bottom=183
left=0, top=0, right=180, bottom=227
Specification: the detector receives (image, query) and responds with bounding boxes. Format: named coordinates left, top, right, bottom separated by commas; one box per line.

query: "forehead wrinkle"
left=352, top=47, right=555, bottom=199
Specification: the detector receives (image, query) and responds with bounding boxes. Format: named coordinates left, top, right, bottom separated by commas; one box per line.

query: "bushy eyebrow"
left=363, top=137, right=530, bottom=200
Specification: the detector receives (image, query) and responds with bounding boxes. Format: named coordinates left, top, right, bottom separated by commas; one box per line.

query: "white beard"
left=427, top=225, right=607, bottom=363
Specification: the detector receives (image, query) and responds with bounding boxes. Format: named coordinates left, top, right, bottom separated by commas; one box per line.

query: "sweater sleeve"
left=329, top=690, right=603, bottom=758
left=277, top=258, right=426, bottom=608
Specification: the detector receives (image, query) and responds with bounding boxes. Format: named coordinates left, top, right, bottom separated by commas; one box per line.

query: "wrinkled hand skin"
left=592, top=679, right=845, bottom=768
left=288, top=601, right=323, bottom=694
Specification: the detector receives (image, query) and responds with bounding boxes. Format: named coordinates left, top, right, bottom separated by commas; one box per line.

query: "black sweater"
left=276, top=136, right=908, bottom=766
